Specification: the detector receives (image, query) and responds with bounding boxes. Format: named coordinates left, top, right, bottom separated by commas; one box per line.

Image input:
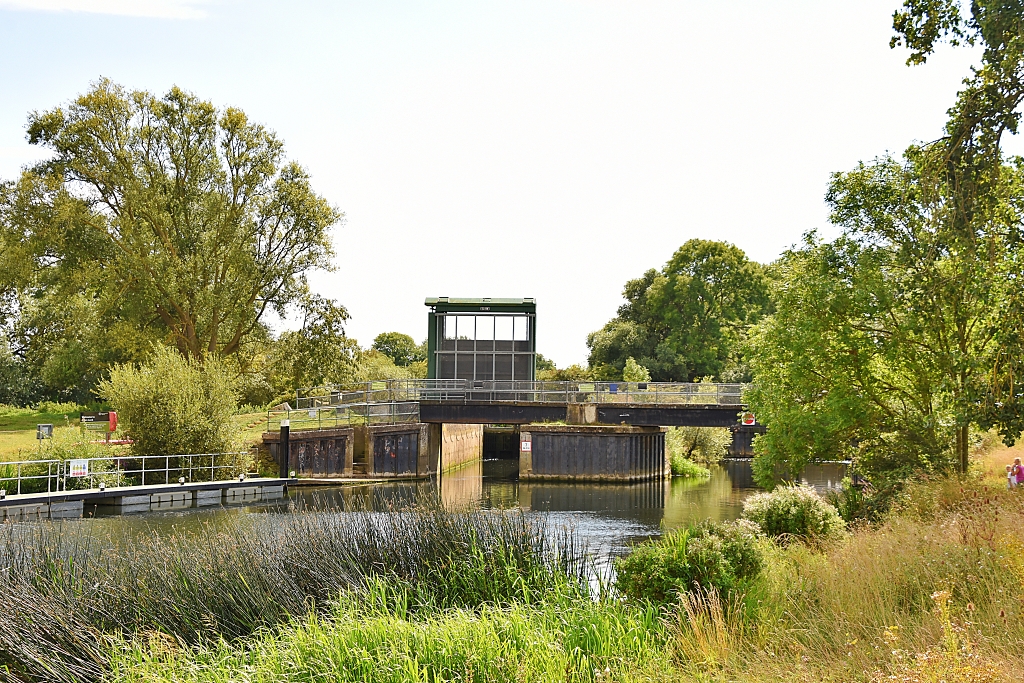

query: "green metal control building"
left=425, top=297, right=536, bottom=381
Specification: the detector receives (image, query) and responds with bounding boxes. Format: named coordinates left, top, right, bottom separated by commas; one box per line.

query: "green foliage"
left=352, top=349, right=415, bottom=382
left=537, top=362, right=592, bottom=381
left=272, top=295, right=356, bottom=393
left=669, top=454, right=711, bottom=478
left=0, top=79, right=341, bottom=402
left=587, top=240, right=772, bottom=382
left=371, top=332, right=424, bottom=367
left=535, top=353, right=557, bottom=371
left=622, top=356, right=651, bottom=382
left=614, top=520, right=763, bottom=604
left=111, top=591, right=666, bottom=683
left=98, top=346, right=238, bottom=457
left=0, top=343, right=41, bottom=406
left=741, top=484, right=846, bottom=543
left=666, top=426, right=732, bottom=465
left=747, top=154, right=1024, bottom=486
left=0, top=503, right=594, bottom=682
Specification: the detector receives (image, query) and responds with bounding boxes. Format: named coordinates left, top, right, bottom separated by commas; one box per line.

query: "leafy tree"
left=535, top=353, right=557, bottom=372
left=587, top=240, right=771, bottom=382
left=892, top=0, right=1024, bottom=456
left=271, top=295, right=356, bottom=394
left=371, top=332, right=423, bottom=367
left=747, top=154, right=1024, bottom=486
left=622, top=357, right=651, bottom=382
left=99, top=345, right=238, bottom=457
left=0, top=80, right=340, bottom=380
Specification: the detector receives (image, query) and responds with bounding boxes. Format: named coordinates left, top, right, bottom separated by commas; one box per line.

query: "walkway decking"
left=0, top=477, right=294, bottom=520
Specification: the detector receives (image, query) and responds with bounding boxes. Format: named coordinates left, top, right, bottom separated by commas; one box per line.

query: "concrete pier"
left=518, top=425, right=668, bottom=482
left=440, top=423, right=484, bottom=473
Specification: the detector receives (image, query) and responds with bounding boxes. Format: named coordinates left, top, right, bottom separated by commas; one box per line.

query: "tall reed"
left=0, top=499, right=589, bottom=683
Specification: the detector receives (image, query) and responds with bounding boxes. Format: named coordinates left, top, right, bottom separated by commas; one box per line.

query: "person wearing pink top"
left=1013, top=458, right=1024, bottom=486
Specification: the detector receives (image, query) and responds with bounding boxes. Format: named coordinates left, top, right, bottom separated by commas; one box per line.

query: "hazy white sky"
left=0, top=1, right=1005, bottom=366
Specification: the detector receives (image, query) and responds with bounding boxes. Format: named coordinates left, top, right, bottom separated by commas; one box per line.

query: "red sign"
left=741, top=412, right=756, bottom=426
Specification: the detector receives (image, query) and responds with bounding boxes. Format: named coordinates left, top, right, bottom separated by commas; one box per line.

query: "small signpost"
left=81, top=411, right=117, bottom=443
left=36, top=424, right=54, bottom=440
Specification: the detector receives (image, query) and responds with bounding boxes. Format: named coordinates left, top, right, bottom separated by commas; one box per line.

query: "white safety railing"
left=0, top=452, right=256, bottom=497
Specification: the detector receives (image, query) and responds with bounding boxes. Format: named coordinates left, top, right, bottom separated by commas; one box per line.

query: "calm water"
left=71, top=458, right=846, bottom=562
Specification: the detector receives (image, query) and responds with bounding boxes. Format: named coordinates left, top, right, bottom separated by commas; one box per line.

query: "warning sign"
left=520, top=441, right=532, bottom=452
left=68, top=459, right=89, bottom=478
left=741, top=412, right=756, bottom=426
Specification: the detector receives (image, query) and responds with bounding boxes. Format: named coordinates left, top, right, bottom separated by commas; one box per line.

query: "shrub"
left=36, top=400, right=88, bottom=415
left=670, top=454, right=711, bottom=478
left=741, top=484, right=845, bottom=542
left=666, top=426, right=731, bottom=464
left=614, top=520, right=763, bottom=604
left=623, top=357, right=652, bottom=382
left=98, top=346, right=237, bottom=457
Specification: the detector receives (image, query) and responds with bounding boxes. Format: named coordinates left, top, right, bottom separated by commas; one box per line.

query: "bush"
left=36, top=400, right=89, bottom=415
left=741, top=484, right=845, bottom=542
left=669, top=454, right=711, bottom=478
left=614, top=520, right=763, bottom=604
left=98, top=347, right=237, bottom=457
left=666, top=426, right=731, bottom=464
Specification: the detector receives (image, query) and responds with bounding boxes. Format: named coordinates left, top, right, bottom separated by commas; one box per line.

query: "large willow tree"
left=0, top=80, right=340, bottom=397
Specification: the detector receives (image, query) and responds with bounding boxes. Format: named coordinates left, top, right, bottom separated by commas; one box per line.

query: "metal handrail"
left=0, top=452, right=256, bottom=497
left=0, top=459, right=61, bottom=496
left=292, top=379, right=746, bottom=409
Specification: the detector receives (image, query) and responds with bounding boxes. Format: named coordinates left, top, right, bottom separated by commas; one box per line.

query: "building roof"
left=424, top=297, right=536, bottom=312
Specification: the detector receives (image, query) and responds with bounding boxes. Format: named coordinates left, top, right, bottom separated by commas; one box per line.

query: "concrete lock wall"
left=365, top=424, right=438, bottom=477
left=264, top=427, right=354, bottom=477
left=519, top=425, right=668, bottom=482
left=441, top=423, right=483, bottom=473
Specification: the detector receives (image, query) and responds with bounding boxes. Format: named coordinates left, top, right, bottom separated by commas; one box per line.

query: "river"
left=69, top=458, right=846, bottom=563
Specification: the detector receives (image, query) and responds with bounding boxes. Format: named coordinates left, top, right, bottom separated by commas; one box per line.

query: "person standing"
left=1013, top=458, right=1024, bottom=487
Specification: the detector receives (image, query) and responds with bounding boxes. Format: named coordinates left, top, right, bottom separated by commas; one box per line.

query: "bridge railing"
left=291, top=380, right=746, bottom=410
left=266, top=401, right=421, bottom=433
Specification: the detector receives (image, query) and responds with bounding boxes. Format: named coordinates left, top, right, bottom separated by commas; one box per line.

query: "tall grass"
left=0, top=499, right=590, bottom=683
left=110, top=586, right=668, bottom=683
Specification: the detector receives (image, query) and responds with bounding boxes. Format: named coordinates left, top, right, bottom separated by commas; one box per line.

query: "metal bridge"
left=269, top=379, right=748, bottom=432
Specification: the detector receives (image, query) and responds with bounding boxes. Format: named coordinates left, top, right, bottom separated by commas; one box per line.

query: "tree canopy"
left=0, top=80, right=340, bottom=400
left=371, top=332, right=424, bottom=367
left=587, top=240, right=771, bottom=382
left=746, top=1, right=1024, bottom=487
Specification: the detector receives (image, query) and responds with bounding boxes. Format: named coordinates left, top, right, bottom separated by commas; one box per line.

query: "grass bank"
left=5, top=451, right=1024, bottom=682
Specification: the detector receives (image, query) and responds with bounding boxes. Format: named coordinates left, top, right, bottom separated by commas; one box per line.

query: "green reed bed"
left=110, top=582, right=669, bottom=683
left=0, top=501, right=591, bottom=683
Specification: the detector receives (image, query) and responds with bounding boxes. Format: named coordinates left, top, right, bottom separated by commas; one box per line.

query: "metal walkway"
left=270, top=380, right=748, bottom=431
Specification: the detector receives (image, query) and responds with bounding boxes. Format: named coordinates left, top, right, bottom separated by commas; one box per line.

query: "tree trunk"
left=957, top=424, right=969, bottom=475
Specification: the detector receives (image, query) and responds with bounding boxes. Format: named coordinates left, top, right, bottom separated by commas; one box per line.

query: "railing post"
left=280, top=420, right=290, bottom=479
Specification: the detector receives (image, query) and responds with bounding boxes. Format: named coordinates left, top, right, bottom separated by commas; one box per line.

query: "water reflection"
left=70, top=458, right=846, bottom=561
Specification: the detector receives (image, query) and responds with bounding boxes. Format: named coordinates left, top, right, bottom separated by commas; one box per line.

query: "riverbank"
left=0, top=445, right=1017, bottom=683
left=106, top=477, right=1022, bottom=683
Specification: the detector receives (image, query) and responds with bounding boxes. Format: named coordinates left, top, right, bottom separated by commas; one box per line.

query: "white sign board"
left=69, top=459, right=89, bottom=478
left=520, top=441, right=531, bottom=452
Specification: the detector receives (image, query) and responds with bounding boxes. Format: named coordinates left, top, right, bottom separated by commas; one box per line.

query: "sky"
left=0, top=1, right=1006, bottom=366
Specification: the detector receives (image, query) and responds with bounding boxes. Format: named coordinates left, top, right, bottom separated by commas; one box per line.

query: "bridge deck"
left=271, top=380, right=749, bottom=431
left=418, top=401, right=745, bottom=427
